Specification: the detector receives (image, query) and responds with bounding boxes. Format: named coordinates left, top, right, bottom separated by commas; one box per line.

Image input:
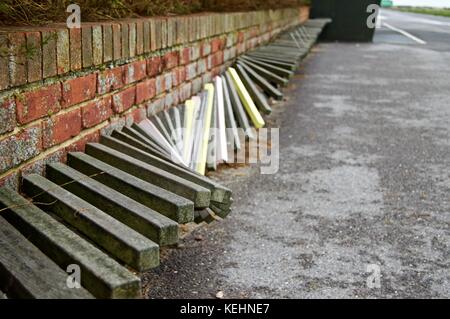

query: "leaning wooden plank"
left=99, top=135, right=231, bottom=203
left=224, top=71, right=255, bottom=139
left=85, top=143, right=211, bottom=208
left=241, top=55, right=293, bottom=78
left=44, top=163, right=179, bottom=246
left=190, top=92, right=207, bottom=172
left=195, top=84, right=215, bottom=175
left=237, top=58, right=289, bottom=87
left=151, top=114, right=175, bottom=149
left=120, top=126, right=170, bottom=158
left=22, top=175, right=160, bottom=271
left=67, top=152, right=194, bottom=224
left=221, top=74, right=241, bottom=151
left=243, top=55, right=296, bottom=71
left=111, top=129, right=172, bottom=162
left=237, top=60, right=283, bottom=100
left=182, top=98, right=197, bottom=165
left=128, top=123, right=173, bottom=156
left=169, top=107, right=183, bottom=155
left=246, top=51, right=301, bottom=64
left=0, top=216, right=93, bottom=299
left=214, top=76, right=228, bottom=163
left=0, top=188, right=139, bottom=299
left=163, top=110, right=181, bottom=152
left=228, top=67, right=265, bottom=129
left=206, top=88, right=217, bottom=171
left=235, top=63, right=272, bottom=115
left=138, top=119, right=186, bottom=166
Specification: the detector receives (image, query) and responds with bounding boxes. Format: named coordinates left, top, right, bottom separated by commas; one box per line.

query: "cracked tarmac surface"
left=143, top=23, right=450, bottom=299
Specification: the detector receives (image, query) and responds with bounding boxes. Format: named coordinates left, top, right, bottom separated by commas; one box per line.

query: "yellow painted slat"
left=228, top=67, right=265, bottom=129
left=183, top=99, right=195, bottom=164
left=195, top=84, right=215, bottom=175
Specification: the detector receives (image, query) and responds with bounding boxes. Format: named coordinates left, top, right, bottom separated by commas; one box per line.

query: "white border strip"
left=383, top=22, right=427, bottom=45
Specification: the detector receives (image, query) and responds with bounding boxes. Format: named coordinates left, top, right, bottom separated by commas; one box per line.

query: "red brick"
left=0, top=171, right=20, bottom=190
left=172, top=67, right=186, bottom=87
left=237, top=31, right=245, bottom=43
left=112, top=87, right=136, bottom=113
left=62, top=73, right=97, bottom=108
left=201, top=41, right=211, bottom=57
left=0, top=123, right=42, bottom=174
left=163, top=51, right=179, bottom=71
left=69, top=28, right=82, bottom=70
left=9, top=32, right=27, bottom=86
left=147, top=56, right=162, bottom=77
left=123, top=60, right=147, bottom=84
left=82, top=96, right=112, bottom=128
left=211, top=38, right=223, bottom=53
left=210, top=51, right=224, bottom=68
left=179, top=47, right=190, bottom=65
left=43, top=108, right=82, bottom=148
left=16, top=83, right=62, bottom=125
left=0, top=96, right=16, bottom=134
left=21, top=148, right=66, bottom=177
left=178, top=82, right=192, bottom=102
left=65, top=131, right=100, bottom=153
left=155, top=75, right=165, bottom=96
left=126, top=107, right=147, bottom=125
left=26, top=32, right=42, bottom=83
left=97, top=67, right=123, bottom=94
left=136, top=78, right=156, bottom=104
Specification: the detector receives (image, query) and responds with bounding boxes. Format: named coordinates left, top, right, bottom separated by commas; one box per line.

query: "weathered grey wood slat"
left=0, top=216, right=94, bottom=299
left=0, top=290, right=6, bottom=299
left=67, top=152, right=194, bottom=224
left=240, top=56, right=293, bottom=79
left=237, top=61, right=283, bottom=100
left=194, top=209, right=216, bottom=224
left=237, top=58, right=289, bottom=86
left=170, top=107, right=183, bottom=153
left=21, top=175, right=160, bottom=271
left=244, top=55, right=297, bottom=71
left=120, top=126, right=169, bottom=158
left=235, top=64, right=272, bottom=115
left=85, top=143, right=211, bottom=208
left=221, top=74, right=241, bottom=151
left=130, top=123, right=172, bottom=153
left=224, top=71, right=255, bottom=139
left=0, top=188, right=141, bottom=299
left=99, top=134, right=231, bottom=203
left=246, top=51, right=300, bottom=64
left=44, top=163, right=179, bottom=246
left=206, top=90, right=217, bottom=171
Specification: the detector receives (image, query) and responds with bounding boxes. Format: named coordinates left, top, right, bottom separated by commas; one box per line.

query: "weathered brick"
left=136, top=21, right=144, bottom=55
left=112, top=87, right=136, bottom=113
left=56, top=29, right=70, bottom=74
left=164, top=91, right=176, bottom=108
left=43, top=109, right=82, bottom=149
left=9, top=32, right=27, bottom=86
left=69, top=28, right=82, bottom=70
left=147, top=56, right=162, bottom=78
left=179, top=47, right=190, bottom=65
left=0, top=96, right=16, bottom=134
left=146, top=97, right=165, bottom=117
left=128, top=22, right=136, bottom=58
left=126, top=107, right=147, bottom=125
left=136, top=78, right=156, bottom=104
left=210, top=51, right=224, bottom=69
left=223, top=47, right=236, bottom=61
left=112, top=23, right=122, bottom=61
left=190, top=45, right=200, bottom=61
left=103, top=24, right=113, bottom=63
left=163, top=51, right=178, bottom=71
left=21, top=148, right=66, bottom=176
left=61, top=73, right=97, bottom=108
left=202, top=72, right=212, bottom=86
left=237, top=31, right=245, bottom=43
left=143, top=21, right=150, bottom=53
left=185, top=62, right=197, bottom=80
left=211, top=38, right=223, bottom=53
left=0, top=123, right=42, bottom=174
left=192, top=77, right=202, bottom=94
left=26, top=32, right=42, bottom=83
left=97, top=66, right=123, bottom=94
left=120, top=23, right=129, bottom=59
left=92, top=25, right=103, bottom=65
left=16, top=83, right=62, bottom=124
left=171, top=67, right=186, bottom=87
left=163, top=72, right=172, bottom=92
left=155, top=75, right=165, bottom=96
left=82, top=96, right=113, bottom=128
left=0, top=171, right=20, bottom=190
left=65, top=130, right=100, bottom=153
left=0, top=34, right=9, bottom=90
left=201, top=41, right=211, bottom=57
left=178, top=82, right=192, bottom=102
left=82, top=26, right=93, bottom=68
left=197, top=58, right=207, bottom=74
left=123, top=60, right=147, bottom=84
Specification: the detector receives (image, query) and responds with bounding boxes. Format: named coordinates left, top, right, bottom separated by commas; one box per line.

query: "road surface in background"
left=143, top=10, right=450, bottom=299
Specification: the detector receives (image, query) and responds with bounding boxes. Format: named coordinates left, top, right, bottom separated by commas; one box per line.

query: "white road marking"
left=383, top=22, right=427, bottom=44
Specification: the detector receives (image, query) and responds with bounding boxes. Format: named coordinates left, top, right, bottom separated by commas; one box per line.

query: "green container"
left=310, top=0, right=381, bottom=42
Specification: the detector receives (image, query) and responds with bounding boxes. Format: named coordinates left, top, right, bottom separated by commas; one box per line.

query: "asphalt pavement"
left=143, top=9, right=450, bottom=299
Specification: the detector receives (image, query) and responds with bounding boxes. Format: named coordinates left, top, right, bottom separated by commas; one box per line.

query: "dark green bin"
left=310, top=0, right=381, bottom=42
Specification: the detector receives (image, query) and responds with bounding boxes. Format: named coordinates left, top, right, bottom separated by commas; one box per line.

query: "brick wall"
left=0, top=6, right=310, bottom=190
